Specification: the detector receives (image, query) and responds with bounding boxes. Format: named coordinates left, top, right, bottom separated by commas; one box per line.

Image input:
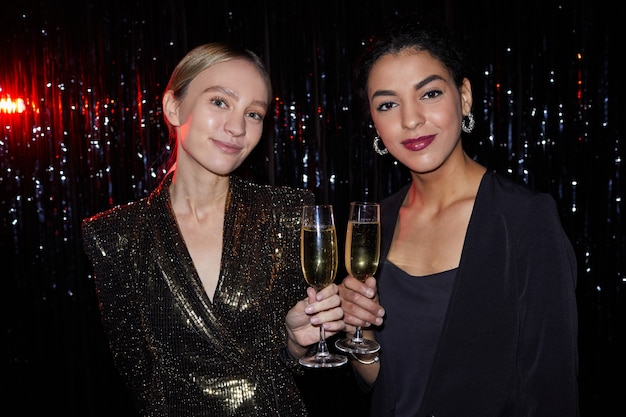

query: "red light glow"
left=0, top=96, right=26, bottom=114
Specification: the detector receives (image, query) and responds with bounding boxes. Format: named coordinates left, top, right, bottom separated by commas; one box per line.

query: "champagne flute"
left=335, top=202, right=381, bottom=354
left=299, top=205, right=348, bottom=368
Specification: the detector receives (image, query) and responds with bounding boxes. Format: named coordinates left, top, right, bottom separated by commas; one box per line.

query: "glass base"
left=299, top=353, right=348, bottom=368
left=335, top=337, right=380, bottom=354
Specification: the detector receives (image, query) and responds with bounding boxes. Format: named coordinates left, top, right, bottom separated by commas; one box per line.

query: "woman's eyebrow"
left=371, top=74, right=445, bottom=99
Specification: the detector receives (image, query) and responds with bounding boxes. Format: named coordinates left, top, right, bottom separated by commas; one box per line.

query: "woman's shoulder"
left=478, top=171, right=561, bottom=219
left=83, top=176, right=170, bottom=230
left=482, top=171, right=553, bottom=199
left=82, top=197, right=150, bottom=235
left=81, top=197, right=154, bottom=264
left=483, top=170, right=529, bottom=190
left=232, top=176, right=315, bottom=205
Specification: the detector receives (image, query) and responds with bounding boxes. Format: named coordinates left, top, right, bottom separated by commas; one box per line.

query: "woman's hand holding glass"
left=337, top=275, right=385, bottom=345
left=337, top=275, right=385, bottom=385
left=285, top=283, right=345, bottom=360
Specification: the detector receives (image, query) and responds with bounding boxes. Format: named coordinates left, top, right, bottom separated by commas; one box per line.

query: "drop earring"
left=373, top=135, right=388, bottom=155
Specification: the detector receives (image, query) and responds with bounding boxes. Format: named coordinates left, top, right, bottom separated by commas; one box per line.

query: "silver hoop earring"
left=373, top=136, right=388, bottom=155
left=462, top=112, right=475, bottom=133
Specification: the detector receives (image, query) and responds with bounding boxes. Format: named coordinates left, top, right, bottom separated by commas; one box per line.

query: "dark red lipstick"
left=401, top=135, right=435, bottom=151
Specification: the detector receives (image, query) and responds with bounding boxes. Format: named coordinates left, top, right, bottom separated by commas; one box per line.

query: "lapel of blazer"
left=144, top=176, right=272, bottom=386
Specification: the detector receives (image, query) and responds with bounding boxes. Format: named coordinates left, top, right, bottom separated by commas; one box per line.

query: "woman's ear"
left=460, top=78, right=473, bottom=115
left=163, top=90, right=181, bottom=126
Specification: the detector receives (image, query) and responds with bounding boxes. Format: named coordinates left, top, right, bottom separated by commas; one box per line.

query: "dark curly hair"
left=354, top=16, right=469, bottom=117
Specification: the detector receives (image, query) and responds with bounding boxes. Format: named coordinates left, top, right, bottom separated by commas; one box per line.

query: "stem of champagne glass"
left=317, top=327, right=330, bottom=357
left=352, top=326, right=364, bottom=343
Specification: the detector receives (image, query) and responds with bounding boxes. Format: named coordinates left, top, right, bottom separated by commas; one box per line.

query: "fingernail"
left=305, top=306, right=314, bottom=314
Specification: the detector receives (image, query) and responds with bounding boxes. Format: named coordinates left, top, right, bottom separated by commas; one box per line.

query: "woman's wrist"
left=285, top=325, right=308, bottom=359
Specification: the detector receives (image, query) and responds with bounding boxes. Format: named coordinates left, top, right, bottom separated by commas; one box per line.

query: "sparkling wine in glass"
left=299, top=205, right=348, bottom=368
left=335, top=202, right=381, bottom=355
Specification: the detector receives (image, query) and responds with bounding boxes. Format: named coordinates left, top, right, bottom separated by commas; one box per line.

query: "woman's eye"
left=376, top=101, right=396, bottom=112
left=422, top=89, right=442, bottom=99
left=211, top=97, right=228, bottom=108
left=247, top=111, right=264, bottom=121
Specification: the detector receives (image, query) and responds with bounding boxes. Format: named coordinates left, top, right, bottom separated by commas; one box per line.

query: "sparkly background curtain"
left=2, top=1, right=623, bottom=416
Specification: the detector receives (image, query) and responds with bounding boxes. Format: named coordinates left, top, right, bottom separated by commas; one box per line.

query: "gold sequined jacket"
left=82, top=174, right=315, bottom=416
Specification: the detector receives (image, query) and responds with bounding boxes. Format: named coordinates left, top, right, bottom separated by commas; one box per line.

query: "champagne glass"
left=335, top=202, right=381, bottom=354
left=299, top=205, right=348, bottom=368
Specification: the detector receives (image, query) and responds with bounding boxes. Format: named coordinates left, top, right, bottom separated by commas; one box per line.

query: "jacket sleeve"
left=81, top=213, right=164, bottom=413
left=516, top=193, right=579, bottom=416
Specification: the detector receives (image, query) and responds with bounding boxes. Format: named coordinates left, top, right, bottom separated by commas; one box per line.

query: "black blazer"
left=370, top=171, right=579, bottom=417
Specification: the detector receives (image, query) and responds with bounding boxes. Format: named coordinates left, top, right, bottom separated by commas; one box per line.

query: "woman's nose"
left=401, top=103, right=424, bottom=130
left=224, top=114, right=246, bottom=136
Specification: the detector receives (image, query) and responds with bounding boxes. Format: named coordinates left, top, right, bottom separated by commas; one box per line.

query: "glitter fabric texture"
left=82, top=173, right=314, bottom=416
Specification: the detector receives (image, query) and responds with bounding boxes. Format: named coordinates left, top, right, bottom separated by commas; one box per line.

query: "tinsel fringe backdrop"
left=1, top=1, right=623, bottom=416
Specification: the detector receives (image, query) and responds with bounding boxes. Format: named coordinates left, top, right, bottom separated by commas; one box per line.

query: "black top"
left=378, top=263, right=456, bottom=415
